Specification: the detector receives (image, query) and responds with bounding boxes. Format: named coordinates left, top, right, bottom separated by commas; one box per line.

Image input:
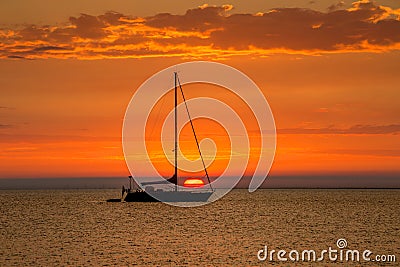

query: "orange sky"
left=0, top=1, right=399, bottom=179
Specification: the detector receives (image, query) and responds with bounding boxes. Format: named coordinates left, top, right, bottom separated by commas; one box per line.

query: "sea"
left=1, top=189, right=399, bottom=266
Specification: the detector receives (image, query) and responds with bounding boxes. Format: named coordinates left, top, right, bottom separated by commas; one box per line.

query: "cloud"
left=278, top=124, right=400, bottom=135
left=0, top=106, right=16, bottom=113
left=327, top=1, right=346, bottom=12
left=0, top=1, right=399, bottom=59
left=328, top=148, right=400, bottom=157
left=0, top=124, right=13, bottom=129
left=2, top=147, right=39, bottom=153
left=0, top=133, right=119, bottom=143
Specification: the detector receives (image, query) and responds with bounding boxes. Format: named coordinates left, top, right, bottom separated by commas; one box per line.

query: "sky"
left=0, top=0, right=399, bottom=183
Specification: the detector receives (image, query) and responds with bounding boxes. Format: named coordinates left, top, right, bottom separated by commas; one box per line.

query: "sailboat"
left=110, top=72, right=214, bottom=202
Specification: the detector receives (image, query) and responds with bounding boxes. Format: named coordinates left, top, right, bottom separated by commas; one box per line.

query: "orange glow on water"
left=183, top=178, right=205, bottom=188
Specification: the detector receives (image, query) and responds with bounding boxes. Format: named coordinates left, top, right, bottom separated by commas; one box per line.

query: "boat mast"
left=174, top=72, right=178, bottom=192
left=176, top=75, right=213, bottom=191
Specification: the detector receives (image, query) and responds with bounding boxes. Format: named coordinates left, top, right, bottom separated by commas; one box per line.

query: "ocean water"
left=0, top=189, right=399, bottom=266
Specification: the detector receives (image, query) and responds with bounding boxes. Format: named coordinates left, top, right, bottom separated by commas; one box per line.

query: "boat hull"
left=124, top=190, right=213, bottom=202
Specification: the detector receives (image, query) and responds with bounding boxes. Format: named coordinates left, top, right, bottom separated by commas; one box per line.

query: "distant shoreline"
left=0, top=176, right=399, bottom=190
left=1, top=188, right=400, bottom=191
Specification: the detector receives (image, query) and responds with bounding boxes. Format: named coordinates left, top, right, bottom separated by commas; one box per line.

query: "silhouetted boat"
left=108, top=72, right=213, bottom=203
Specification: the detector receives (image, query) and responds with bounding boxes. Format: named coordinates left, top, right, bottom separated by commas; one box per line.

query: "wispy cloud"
left=0, top=1, right=399, bottom=59
left=0, top=133, right=119, bottom=143
left=278, top=124, right=400, bottom=135
left=328, top=148, right=400, bottom=157
left=0, top=124, right=13, bottom=129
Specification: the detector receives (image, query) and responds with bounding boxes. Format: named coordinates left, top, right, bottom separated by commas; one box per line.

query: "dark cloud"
left=145, top=5, right=231, bottom=31
left=18, top=25, right=48, bottom=41
left=278, top=124, right=400, bottom=135
left=0, top=124, right=13, bottom=129
left=209, top=4, right=400, bottom=51
left=31, top=46, right=70, bottom=52
left=328, top=1, right=346, bottom=12
left=0, top=1, right=399, bottom=59
left=69, top=13, right=107, bottom=39
left=7, top=55, right=29, bottom=59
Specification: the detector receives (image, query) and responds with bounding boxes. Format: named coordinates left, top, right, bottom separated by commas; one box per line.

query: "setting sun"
left=183, top=178, right=205, bottom=188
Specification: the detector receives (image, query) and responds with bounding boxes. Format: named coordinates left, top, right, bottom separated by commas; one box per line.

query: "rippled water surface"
left=1, top=189, right=399, bottom=266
